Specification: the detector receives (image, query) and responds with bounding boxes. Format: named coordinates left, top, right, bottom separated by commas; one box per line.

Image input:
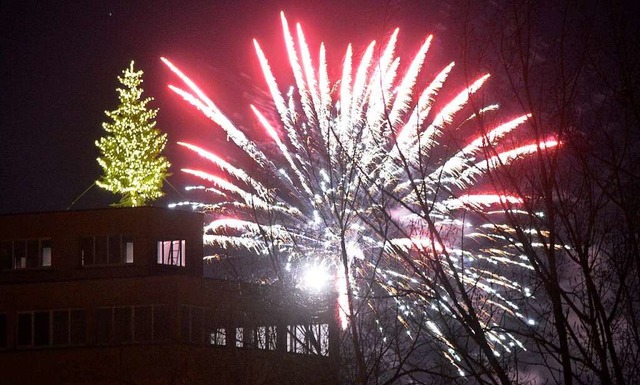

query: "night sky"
left=1, top=0, right=460, bottom=214
left=4, top=1, right=631, bottom=215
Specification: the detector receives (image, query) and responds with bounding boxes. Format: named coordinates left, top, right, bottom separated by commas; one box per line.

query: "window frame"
left=0, top=238, right=53, bottom=270
left=157, top=240, right=186, bottom=267
left=81, top=235, right=134, bottom=266
left=0, top=313, right=7, bottom=349
left=209, top=327, right=226, bottom=346
left=180, top=304, right=205, bottom=343
left=16, top=309, right=86, bottom=348
left=286, top=323, right=330, bottom=356
left=95, top=305, right=168, bottom=345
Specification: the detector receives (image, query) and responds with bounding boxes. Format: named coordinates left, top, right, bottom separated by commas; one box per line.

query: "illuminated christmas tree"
left=96, top=61, right=170, bottom=207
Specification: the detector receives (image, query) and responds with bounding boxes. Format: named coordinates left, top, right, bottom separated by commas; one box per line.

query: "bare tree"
left=163, top=3, right=640, bottom=384
left=447, top=1, right=640, bottom=384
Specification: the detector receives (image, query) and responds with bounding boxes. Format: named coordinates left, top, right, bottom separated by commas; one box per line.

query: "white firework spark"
left=164, top=12, right=558, bottom=375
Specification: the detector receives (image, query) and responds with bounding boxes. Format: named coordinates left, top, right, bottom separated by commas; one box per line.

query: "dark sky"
left=1, top=0, right=460, bottom=214
left=6, top=1, right=626, bottom=215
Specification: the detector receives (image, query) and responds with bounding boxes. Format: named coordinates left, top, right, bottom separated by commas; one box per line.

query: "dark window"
left=96, top=306, right=166, bottom=345
left=95, top=308, right=112, bottom=345
left=180, top=305, right=205, bottom=343
left=134, top=306, right=152, bottom=342
left=15, top=311, right=53, bottom=348
left=17, top=313, right=32, bottom=346
left=52, top=310, right=69, bottom=346
left=0, top=314, right=7, bottom=348
left=25, top=240, right=39, bottom=268
left=82, top=236, right=134, bottom=266
left=70, top=309, right=86, bottom=345
left=113, top=307, right=132, bottom=343
left=33, top=311, right=50, bottom=346
left=153, top=305, right=170, bottom=341
left=0, top=241, right=11, bottom=269
left=80, top=237, right=94, bottom=266
left=94, top=236, right=108, bottom=265
left=180, top=306, right=190, bottom=342
left=16, top=310, right=85, bottom=348
left=191, top=307, right=203, bottom=344
left=109, top=236, right=121, bottom=264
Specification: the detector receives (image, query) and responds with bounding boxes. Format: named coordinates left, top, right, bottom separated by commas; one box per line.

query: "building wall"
left=0, top=208, right=339, bottom=384
left=0, top=207, right=204, bottom=282
left=1, top=342, right=337, bottom=385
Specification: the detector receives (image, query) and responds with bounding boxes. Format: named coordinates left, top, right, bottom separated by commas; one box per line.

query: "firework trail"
left=164, top=12, right=558, bottom=375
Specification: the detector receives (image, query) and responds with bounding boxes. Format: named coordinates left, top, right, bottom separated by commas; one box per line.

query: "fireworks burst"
left=164, top=13, right=557, bottom=375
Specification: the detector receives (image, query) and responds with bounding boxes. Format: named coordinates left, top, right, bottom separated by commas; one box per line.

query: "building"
left=0, top=207, right=339, bottom=384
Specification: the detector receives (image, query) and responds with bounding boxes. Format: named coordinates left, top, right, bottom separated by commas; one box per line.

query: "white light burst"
left=164, top=12, right=558, bottom=374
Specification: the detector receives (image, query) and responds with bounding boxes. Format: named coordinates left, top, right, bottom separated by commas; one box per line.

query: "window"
left=0, top=239, right=52, bottom=269
left=153, top=305, right=170, bottom=341
left=157, top=240, right=186, bottom=266
left=235, top=327, right=244, bottom=348
left=95, top=305, right=168, bottom=345
left=235, top=326, right=277, bottom=350
left=0, top=314, right=7, bottom=349
left=81, top=235, right=133, bottom=266
left=113, top=307, right=132, bottom=343
left=180, top=305, right=204, bottom=343
left=0, top=241, right=10, bottom=269
left=287, top=324, right=329, bottom=356
left=209, top=328, right=226, bottom=346
left=17, top=309, right=86, bottom=348
left=94, top=308, right=112, bottom=344
left=134, top=306, right=152, bottom=342
left=32, top=311, right=51, bottom=346
left=255, top=326, right=277, bottom=350
left=52, top=309, right=85, bottom=346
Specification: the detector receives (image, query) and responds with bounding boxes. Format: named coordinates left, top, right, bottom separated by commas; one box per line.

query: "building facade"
left=0, top=207, right=338, bottom=384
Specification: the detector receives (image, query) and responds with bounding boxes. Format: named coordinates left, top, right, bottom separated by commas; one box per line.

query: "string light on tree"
left=96, top=61, right=170, bottom=207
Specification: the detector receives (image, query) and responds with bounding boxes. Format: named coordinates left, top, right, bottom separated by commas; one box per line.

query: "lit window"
left=41, top=240, right=52, bottom=267
left=256, top=326, right=266, bottom=349
left=157, top=240, right=186, bottom=266
left=254, top=326, right=277, bottom=350
left=287, top=323, right=329, bottom=356
left=266, top=326, right=277, bottom=350
left=0, top=239, right=53, bottom=269
left=125, top=239, right=134, bottom=263
left=81, top=235, right=134, bottom=266
left=209, top=328, right=226, bottom=346
left=235, top=327, right=244, bottom=347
